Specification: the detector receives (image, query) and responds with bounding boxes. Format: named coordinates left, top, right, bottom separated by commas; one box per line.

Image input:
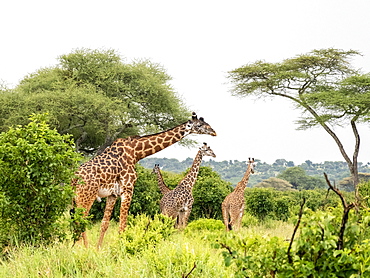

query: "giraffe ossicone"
left=72, top=112, right=216, bottom=248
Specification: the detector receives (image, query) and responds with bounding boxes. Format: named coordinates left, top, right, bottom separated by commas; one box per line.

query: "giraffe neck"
left=179, top=150, right=203, bottom=190
left=234, top=164, right=253, bottom=192
left=155, top=170, right=170, bottom=194
left=133, top=123, right=188, bottom=162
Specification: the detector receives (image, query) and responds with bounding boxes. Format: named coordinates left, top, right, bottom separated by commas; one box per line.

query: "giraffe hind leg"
left=97, top=195, right=117, bottom=249
left=222, top=204, right=232, bottom=232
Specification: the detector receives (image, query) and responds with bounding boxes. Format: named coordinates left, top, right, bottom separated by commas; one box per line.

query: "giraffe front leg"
left=118, top=193, right=133, bottom=233
left=118, top=173, right=136, bottom=233
left=180, top=204, right=192, bottom=229
left=97, top=195, right=117, bottom=249
left=236, top=205, right=245, bottom=230
left=177, top=210, right=184, bottom=229
left=118, top=186, right=135, bottom=233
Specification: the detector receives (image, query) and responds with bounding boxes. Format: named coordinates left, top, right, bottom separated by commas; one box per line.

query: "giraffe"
left=73, top=112, right=216, bottom=248
left=152, top=164, right=171, bottom=195
left=221, top=158, right=255, bottom=231
left=160, top=143, right=216, bottom=229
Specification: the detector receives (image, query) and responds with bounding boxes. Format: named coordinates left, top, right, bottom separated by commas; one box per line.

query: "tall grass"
left=0, top=217, right=294, bottom=278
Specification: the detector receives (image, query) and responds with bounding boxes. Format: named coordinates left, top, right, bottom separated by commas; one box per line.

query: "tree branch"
left=182, top=262, right=197, bottom=278
left=324, top=172, right=355, bottom=250
left=287, top=197, right=306, bottom=264
left=351, top=116, right=360, bottom=201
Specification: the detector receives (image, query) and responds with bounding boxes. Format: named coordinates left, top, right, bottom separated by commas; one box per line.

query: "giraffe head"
left=185, top=112, right=217, bottom=137
left=199, top=142, right=216, bottom=158
left=152, top=164, right=161, bottom=174
left=248, top=158, right=256, bottom=174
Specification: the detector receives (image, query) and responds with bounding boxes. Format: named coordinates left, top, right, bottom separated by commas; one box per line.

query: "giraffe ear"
left=192, top=112, right=198, bottom=120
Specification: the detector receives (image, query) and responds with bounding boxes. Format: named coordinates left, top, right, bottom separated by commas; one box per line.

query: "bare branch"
left=182, top=262, right=197, bottom=278
left=288, top=197, right=306, bottom=264
left=324, top=172, right=355, bottom=250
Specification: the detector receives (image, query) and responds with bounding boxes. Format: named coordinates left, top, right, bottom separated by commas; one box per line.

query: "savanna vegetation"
left=140, top=157, right=370, bottom=189
left=0, top=48, right=370, bottom=277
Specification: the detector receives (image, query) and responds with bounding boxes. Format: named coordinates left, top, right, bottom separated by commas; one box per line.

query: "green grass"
left=0, top=218, right=295, bottom=278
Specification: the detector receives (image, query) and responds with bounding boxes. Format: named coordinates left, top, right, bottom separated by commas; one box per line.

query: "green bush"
left=359, top=181, right=370, bottom=207
left=241, top=212, right=259, bottom=228
left=118, top=214, right=175, bottom=255
left=185, top=218, right=224, bottom=233
left=0, top=114, right=82, bottom=246
left=189, top=167, right=233, bottom=221
left=245, top=188, right=276, bottom=221
left=273, top=196, right=291, bottom=221
left=220, top=207, right=370, bottom=277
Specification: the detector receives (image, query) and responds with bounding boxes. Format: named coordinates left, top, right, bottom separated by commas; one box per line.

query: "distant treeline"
left=139, top=158, right=370, bottom=187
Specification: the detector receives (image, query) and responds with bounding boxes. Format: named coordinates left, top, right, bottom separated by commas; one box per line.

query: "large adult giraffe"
left=160, top=143, right=216, bottom=229
left=221, top=158, right=255, bottom=231
left=73, top=112, right=216, bottom=248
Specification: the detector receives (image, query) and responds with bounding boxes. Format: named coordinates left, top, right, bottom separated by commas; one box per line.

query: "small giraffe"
left=152, top=164, right=171, bottom=195
left=73, top=112, right=216, bottom=248
left=160, top=143, right=216, bottom=229
left=222, top=158, right=255, bottom=231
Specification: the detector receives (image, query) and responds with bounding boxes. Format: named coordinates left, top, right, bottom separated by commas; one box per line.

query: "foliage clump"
left=0, top=114, right=82, bottom=246
left=221, top=208, right=370, bottom=277
left=185, top=218, right=224, bottom=233
left=118, top=214, right=175, bottom=255
left=191, top=166, right=233, bottom=221
left=1, top=48, right=190, bottom=155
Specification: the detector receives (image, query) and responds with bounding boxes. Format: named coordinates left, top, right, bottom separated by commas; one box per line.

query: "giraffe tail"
left=70, top=179, right=78, bottom=219
left=69, top=207, right=76, bottom=220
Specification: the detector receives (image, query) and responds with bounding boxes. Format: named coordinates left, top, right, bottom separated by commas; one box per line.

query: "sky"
left=1, top=0, right=370, bottom=165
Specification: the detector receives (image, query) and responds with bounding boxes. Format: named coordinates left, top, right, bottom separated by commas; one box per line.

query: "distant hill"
left=139, top=157, right=370, bottom=187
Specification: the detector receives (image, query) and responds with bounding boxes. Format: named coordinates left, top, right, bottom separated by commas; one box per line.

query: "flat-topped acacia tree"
left=228, top=48, right=370, bottom=202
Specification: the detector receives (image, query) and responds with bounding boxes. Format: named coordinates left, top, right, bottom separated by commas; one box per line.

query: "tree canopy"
left=228, top=48, right=370, bottom=201
left=254, top=177, right=295, bottom=191
left=277, top=167, right=326, bottom=190
left=0, top=48, right=190, bottom=154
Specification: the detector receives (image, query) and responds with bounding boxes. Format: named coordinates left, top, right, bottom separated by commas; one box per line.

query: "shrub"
left=185, top=218, right=224, bottom=233
left=241, top=212, right=259, bottom=228
left=359, top=181, right=370, bottom=207
left=190, top=167, right=232, bottom=221
left=0, top=114, right=81, bottom=246
left=220, top=207, right=370, bottom=277
left=274, top=196, right=291, bottom=221
left=245, top=188, right=276, bottom=221
left=118, top=214, right=175, bottom=255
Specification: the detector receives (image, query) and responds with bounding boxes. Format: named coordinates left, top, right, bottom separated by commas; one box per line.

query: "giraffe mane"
left=135, top=120, right=188, bottom=139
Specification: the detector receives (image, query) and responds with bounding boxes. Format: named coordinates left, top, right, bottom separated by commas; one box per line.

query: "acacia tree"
left=228, top=48, right=370, bottom=202
left=1, top=48, right=190, bottom=154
